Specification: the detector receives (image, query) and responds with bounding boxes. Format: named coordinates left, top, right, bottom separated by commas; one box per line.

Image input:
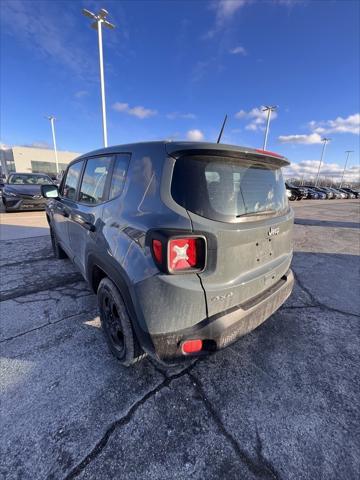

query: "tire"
left=97, top=277, right=145, bottom=366
left=50, top=225, right=67, bottom=259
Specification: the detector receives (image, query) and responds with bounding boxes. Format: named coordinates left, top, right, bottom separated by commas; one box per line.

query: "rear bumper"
left=151, top=269, right=294, bottom=363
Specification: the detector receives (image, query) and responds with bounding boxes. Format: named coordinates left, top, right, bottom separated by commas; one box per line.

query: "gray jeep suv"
left=42, top=141, right=294, bottom=365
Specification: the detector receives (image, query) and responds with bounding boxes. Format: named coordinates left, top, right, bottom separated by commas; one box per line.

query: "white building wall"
left=0, top=146, right=81, bottom=176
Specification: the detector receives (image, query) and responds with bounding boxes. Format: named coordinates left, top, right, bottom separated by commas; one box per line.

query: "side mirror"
left=41, top=184, right=59, bottom=198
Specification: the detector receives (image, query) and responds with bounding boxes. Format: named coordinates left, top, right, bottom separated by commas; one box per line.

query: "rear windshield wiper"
left=236, top=209, right=277, bottom=218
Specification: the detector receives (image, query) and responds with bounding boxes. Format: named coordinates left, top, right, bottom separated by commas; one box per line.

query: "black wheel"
left=98, top=277, right=145, bottom=366
left=50, top=225, right=67, bottom=259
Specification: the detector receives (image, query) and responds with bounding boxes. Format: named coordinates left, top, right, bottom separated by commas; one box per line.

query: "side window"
left=109, top=154, right=130, bottom=200
left=79, top=156, right=112, bottom=204
left=62, top=161, right=83, bottom=200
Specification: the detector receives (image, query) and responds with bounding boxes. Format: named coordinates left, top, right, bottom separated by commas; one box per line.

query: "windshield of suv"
left=171, top=155, right=288, bottom=222
left=8, top=174, right=53, bottom=185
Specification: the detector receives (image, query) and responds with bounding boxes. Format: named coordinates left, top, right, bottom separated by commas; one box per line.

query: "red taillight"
left=151, top=234, right=206, bottom=274
left=168, top=238, right=197, bottom=271
left=182, top=339, right=203, bottom=354
left=152, top=239, right=163, bottom=263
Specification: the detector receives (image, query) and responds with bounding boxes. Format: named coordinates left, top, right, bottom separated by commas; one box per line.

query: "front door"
left=53, top=160, right=84, bottom=256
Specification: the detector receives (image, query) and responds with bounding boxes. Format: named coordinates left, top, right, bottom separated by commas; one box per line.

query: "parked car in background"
left=2, top=173, right=54, bottom=212
left=341, top=187, right=359, bottom=198
left=329, top=188, right=347, bottom=199
left=304, top=188, right=320, bottom=199
left=302, top=185, right=326, bottom=199
left=337, top=188, right=355, bottom=199
left=313, top=186, right=334, bottom=199
left=285, top=186, right=301, bottom=201
left=285, top=182, right=307, bottom=200
left=309, top=186, right=327, bottom=199
left=42, top=141, right=294, bottom=366
left=311, top=188, right=327, bottom=199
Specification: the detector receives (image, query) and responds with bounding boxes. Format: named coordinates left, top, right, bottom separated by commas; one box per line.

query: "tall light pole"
left=262, top=105, right=277, bottom=150
left=340, top=150, right=353, bottom=188
left=315, top=137, right=331, bottom=186
left=46, top=115, right=59, bottom=174
left=82, top=8, right=115, bottom=147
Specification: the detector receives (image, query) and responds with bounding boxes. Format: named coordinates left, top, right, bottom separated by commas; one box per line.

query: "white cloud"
left=278, top=133, right=323, bottom=145
left=284, top=160, right=360, bottom=183
left=309, top=113, right=360, bottom=135
left=112, top=102, right=157, bottom=119
left=166, top=112, right=197, bottom=120
left=235, top=106, right=278, bottom=131
left=186, top=129, right=205, bottom=141
left=204, top=0, right=248, bottom=38
left=212, top=0, right=248, bottom=24
left=229, top=46, right=247, bottom=55
left=278, top=113, right=359, bottom=146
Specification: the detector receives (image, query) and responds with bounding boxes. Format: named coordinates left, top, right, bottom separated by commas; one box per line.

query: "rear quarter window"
left=109, top=154, right=130, bottom=200
left=62, top=161, right=84, bottom=200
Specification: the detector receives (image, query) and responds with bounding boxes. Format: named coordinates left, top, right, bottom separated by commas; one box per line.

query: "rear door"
left=67, top=155, right=113, bottom=275
left=171, top=153, right=293, bottom=317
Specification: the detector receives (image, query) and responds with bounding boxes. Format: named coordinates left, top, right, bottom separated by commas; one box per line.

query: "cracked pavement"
left=0, top=201, right=359, bottom=479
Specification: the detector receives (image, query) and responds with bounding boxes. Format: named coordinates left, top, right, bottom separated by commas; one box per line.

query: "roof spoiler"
left=166, top=144, right=289, bottom=167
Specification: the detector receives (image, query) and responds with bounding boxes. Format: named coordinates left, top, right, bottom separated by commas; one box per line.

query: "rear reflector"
left=182, top=339, right=203, bottom=354
left=152, top=239, right=163, bottom=263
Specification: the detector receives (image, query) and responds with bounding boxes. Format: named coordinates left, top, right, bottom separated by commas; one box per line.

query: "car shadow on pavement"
left=295, top=218, right=360, bottom=229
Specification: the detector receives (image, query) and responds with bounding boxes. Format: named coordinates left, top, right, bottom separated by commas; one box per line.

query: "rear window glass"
left=171, top=155, right=288, bottom=222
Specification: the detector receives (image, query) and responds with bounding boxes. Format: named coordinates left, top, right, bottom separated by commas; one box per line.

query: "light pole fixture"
left=315, top=137, right=331, bottom=187
left=340, top=150, right=353, bottom=188
left=262, top=105, right=277, bottom=150
left=46, top=115, right=59, bottom=174
left=82, top=8, right=115, bottom=148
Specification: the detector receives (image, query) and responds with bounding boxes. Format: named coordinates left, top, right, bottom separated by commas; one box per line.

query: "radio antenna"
left=217, top=114, right=228, bottom=143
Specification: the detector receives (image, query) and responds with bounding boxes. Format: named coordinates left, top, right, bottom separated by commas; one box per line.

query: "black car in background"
left=285, top=182, right=307, bottom=200
left=2, top=173, right=54, bottom=212
left=286, top=186, right=301, bottom=201
left=301, top=187, right=319, bottom=199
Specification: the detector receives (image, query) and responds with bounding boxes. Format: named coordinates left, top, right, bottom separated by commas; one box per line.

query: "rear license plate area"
left=256, top=238, right=274, bottom=264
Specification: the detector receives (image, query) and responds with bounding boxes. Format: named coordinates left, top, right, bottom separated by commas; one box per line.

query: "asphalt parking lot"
left=0, top=200, right=359, bottom=480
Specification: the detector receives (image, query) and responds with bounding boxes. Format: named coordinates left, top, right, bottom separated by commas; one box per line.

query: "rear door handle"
left=71, top=213, right=96, bottom=232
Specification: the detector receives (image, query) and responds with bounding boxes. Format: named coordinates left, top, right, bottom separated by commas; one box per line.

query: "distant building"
left=0, top=146, right=81, bottom=177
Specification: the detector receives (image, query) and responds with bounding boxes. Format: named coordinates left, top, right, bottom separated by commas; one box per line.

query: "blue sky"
left=1, top=0, right=359, bottom=180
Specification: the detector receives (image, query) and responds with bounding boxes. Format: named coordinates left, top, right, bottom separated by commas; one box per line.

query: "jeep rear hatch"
left=168, top=146, right=293, bottom=318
